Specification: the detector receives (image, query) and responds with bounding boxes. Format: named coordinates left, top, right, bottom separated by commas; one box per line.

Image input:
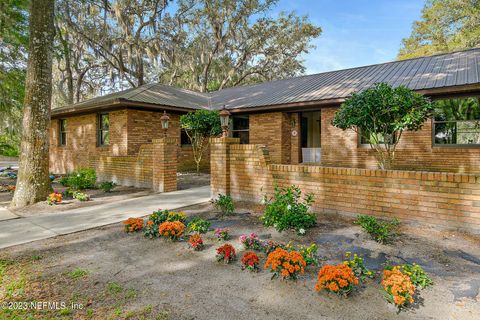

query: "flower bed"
left=159, top=221, right=185, bottom=240
left=214, top=228, right=230, bottom=241
left=241, top=251, right=260, bottom=272
left=264, top=247, right=306, bottom=280
left=315, top=264, right=359, bottom=296
left=216, top=244, right=236, bottom=264
left=47, top=192, right=63, bottom=205
left=382, top=267, right=415, bottom=309
left=239, top=233, right=263, bottom=250
left=188, top=234, right=204, bottom=251
left=123, top=217, right=144, bottom=233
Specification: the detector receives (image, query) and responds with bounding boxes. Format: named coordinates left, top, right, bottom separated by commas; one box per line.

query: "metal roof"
left=53, top=48, right=480, bottom=116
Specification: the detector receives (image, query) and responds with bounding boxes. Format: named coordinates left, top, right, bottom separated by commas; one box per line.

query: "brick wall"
left=49, top=108, right=208, bottom=175
left=49, top=110, right=128, bottom=173
left=321, top=107, right=480, bottom=173
left=90, top=138, right=177, bottom=190
left=211, top=139, right=480, bottom=232
left=250, top=112, right=291, bottom=164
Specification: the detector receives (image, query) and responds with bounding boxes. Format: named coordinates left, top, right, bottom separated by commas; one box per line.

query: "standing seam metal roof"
left=52, top=48, right=480, bottom=115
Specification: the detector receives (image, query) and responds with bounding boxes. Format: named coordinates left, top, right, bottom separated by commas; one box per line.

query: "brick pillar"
left=152, top=137, right=177, bottom=192
left=210, top=137, right=240, bottom=197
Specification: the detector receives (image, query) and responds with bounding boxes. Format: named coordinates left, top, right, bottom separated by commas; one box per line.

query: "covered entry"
left=300, top=111, right=321, bottom=163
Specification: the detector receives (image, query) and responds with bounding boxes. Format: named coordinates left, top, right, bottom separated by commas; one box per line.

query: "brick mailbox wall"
left=211, top=138, right=480, bottom=232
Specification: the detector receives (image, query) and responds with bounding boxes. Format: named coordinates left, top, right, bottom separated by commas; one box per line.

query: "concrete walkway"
left=0, top=186, right=210, bottom=249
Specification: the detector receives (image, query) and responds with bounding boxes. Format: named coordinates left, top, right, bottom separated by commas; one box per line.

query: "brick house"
left=52, top=48, right=480, bottom=174
left=51, top=49, right=480, bottom=230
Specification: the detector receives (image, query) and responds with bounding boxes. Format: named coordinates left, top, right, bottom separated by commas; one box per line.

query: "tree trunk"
left=11, top=0, right=55, bottom=208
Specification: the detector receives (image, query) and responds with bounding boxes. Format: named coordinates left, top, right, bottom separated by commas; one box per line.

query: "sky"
left=274, top=0, right=425, bottom=74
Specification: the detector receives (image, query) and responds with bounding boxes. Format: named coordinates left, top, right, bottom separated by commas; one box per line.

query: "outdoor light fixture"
left=219, top=105, right=231, bottom=138
left=160, top=111, right=170, bottom=137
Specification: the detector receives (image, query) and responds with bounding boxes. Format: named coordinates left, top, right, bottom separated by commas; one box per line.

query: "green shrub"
left=343, top=252, right=374, bottom=281
left=261, top=185, right=316, bottom=233
left=401, top=263, right=433, bottom=289
left=149, top=210, right=186, bottom=225
left=355, top=215, right=400, bottom=244
left=73, top=191, right=90, bottom=201
left=187, top=217, right=211, bottom=234
left=100, top=181, right=116, bottom=192
left=143, top=221, right=160, bottom=239
left=211, top=194, right=235, bottom=215
left=298, top=243, right=319, bottom=266
left=60, top=188, right=74, bottom=198
left=60, top=168, right=96, bottom=190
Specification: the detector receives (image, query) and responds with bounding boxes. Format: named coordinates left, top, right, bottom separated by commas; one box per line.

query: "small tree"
left=332, top=83, right=433, bottom=169
left=180, top=110, right=222, bottom=172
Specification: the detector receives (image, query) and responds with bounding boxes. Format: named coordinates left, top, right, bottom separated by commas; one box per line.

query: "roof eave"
left=51, top=98, right=199, bottom=118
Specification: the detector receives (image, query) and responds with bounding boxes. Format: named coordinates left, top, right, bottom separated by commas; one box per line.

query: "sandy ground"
left=0, top=202, right=479, bottom=319
left=0, top=173, right=210, bottom=217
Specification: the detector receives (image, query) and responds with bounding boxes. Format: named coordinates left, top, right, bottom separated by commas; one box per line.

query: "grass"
left=107, top=281, right=123, bottom=295
left=66, top=268, right=89, bottom=279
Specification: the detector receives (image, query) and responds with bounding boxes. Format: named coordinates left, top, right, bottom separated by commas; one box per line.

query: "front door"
left=300, top=111, right=321, bottom=163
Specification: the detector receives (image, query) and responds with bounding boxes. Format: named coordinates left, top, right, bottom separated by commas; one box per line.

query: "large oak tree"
left=399, top=0, right=480, bottom=59
left=11, top=0, right=55, bottom=208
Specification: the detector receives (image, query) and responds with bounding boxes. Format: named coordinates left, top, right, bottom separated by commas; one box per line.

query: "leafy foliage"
left=212, top=193, right=235, bottom=215
left=343, top=252, right=374, bottom=281
left=149, top=210, right=186, bottom=225
left=60, top=168, right=97, bottom=190
left=72, top=191, right=90, bottom=201
left=143, top=221, right=159, bottom=239
left=399, top=0, right=480, bottom=60
left=400, top=263, right=433, bottom=289
left=187, top=217, right=211, bottom=234
left=0, top=0, right=28, bottom=155
left=261, top=185, right=316, bottom=233
left=99, top=181, right=116, bottom=192
left=180, top=110, right=222, bottom=172
left=332, top=83, right=433, bottom=169
left=355, top=215, right=400, bottom=244
left=298, top=244, right=319, bottom=266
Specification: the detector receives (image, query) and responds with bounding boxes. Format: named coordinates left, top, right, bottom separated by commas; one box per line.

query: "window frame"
left=97, top=113, right=110, bottom=147
left=58, top=119, right=67, bottom=147
left=432, top=96, right=480, bottom=148
left=180, top=129, right=191, bottom=147
left=230, top=114, right=249, bottom=144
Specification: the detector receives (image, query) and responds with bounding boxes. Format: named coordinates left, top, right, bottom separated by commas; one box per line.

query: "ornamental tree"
left=332, top=83, right=433, bottom=170
left=180, top=109, right=222, bottom=172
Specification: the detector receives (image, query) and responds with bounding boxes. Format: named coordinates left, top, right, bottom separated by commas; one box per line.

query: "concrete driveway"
left=0, top=185, right=210, bottom=249
left=0, top=157, right=18, bottom=169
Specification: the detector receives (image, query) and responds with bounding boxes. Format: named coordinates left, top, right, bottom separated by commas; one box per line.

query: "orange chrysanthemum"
left=315, top=264, right=358, bottom=296
left=122, top=217, right=144, bottom=232
left=159, top=221, right=185, bottom=240
left=264, top=248, right=306, bottom=280
left=382, top=267, right=415, bottom=308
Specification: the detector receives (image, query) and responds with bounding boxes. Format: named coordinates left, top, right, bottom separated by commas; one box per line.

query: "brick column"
left=210, top=137, right=240, bottom=197
left=152, top=137, right=178, bottom=192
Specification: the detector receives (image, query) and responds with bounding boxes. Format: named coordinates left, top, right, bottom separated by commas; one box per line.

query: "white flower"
left=287, top=204, right=292, bottom=210
left=298, top=228, right=306, bottom=235
left=260, top=198, right=266, bottom=205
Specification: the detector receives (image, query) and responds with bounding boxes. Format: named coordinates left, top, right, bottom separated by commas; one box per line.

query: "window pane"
left=434, top=122, right=456, bottom=144
left=60, top=119, right=66, bottom=132
left=232, top=115, right=249, bottom=130
left=434, top=97, right=480, bottom=121
left=102, top=131, right=109, bottom=145
left=457, top=120, right=480, bottom=144
left=101, top=114, right=109, bottom=130
left=60, top=133, right=66, bottom=145
left=181, top=129, right=191, bottom=145
left=233, top=131, right=249, bottom=144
